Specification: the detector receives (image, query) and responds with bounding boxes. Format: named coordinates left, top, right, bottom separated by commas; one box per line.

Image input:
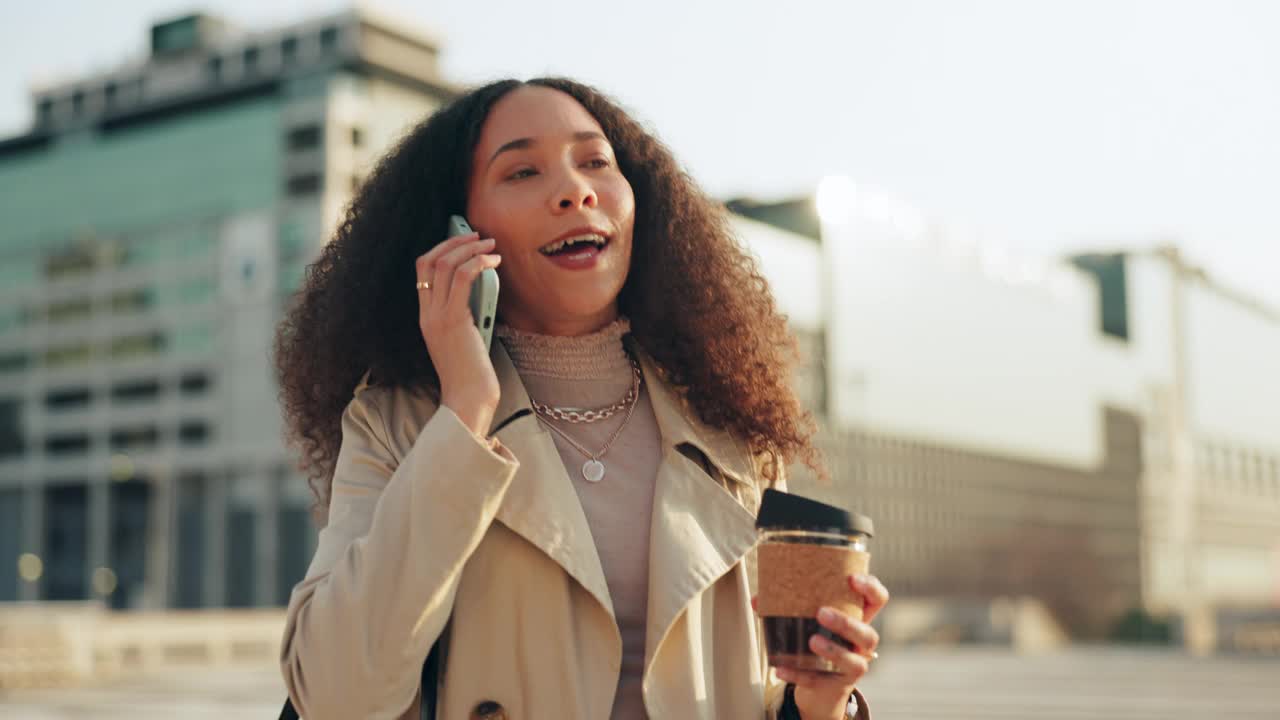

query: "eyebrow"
left=486, top=131, right=608, bottom=170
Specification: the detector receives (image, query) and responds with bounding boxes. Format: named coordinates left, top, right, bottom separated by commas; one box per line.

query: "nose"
left=551, top=168, right=598, bottom=212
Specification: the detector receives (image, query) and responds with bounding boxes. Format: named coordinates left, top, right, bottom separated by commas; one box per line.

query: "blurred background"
left=0, top=1, right=1276, bottom=717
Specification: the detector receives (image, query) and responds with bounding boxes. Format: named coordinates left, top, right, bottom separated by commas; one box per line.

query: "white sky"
left=2, top=0, right=1276, bottom=308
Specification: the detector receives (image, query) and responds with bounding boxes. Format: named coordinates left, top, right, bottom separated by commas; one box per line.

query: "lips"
left=538, top=227, right=612, bottom=256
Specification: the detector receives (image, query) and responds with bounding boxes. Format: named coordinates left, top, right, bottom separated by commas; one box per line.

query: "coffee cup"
left=755, top=488, right=875, bottom=674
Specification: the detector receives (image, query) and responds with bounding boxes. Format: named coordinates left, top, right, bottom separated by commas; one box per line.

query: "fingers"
left=775, top=650, right=868, bottom=687
left=431, top=237, right=496, bottom=305
left=415, top=231, right=479, bottom=287
left=808, top=632, right=869, bottom=681
left=444, top=252, right=502, bottom=316
left=817, top=606, right=878, bottom=658
left=849, top=574, right=890, bottom=624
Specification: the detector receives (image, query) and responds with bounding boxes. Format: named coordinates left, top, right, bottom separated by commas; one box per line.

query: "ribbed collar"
left=494, top=317, right=633, bottom=380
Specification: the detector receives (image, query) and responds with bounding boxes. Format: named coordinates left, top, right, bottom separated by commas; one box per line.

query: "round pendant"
left=582, top=459, right=606, bottom=483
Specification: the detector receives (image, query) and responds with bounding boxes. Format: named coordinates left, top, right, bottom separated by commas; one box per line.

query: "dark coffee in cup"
left=755, top=489, right=874, bottom=674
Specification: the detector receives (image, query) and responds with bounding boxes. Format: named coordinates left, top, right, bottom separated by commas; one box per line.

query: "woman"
left=274, top=77, right=889, bottom=720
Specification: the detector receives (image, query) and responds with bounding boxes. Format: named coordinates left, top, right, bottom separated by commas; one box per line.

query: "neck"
left=495, top=316, right=633, bottom=381
left=497, top=304, right=620, bottom=337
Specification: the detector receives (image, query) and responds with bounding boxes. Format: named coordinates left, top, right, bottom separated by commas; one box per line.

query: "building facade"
left=0, top=10, right=455, bottom=608
left=2, top=10, right=1274, bottom=637
left=733, top=193, right=1280, bottom=633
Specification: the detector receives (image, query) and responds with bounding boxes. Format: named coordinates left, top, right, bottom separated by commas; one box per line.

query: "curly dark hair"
left=273, top=77, right=824, bottom=515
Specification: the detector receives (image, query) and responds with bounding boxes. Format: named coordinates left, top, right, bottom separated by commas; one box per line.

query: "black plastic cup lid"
left=755, top=488, right=874, bottom=537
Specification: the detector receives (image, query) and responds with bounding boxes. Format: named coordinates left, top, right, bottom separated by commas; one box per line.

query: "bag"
left=277, top=639, right=441, bottom=720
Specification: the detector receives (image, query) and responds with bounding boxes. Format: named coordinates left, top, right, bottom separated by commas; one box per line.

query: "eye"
left=584, top=157, right=612, bottom=169
left=506, top=167, right=537, bottom=181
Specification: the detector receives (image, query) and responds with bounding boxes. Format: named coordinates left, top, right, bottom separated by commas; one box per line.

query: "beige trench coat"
left=280, top=341, right=869, bottom=719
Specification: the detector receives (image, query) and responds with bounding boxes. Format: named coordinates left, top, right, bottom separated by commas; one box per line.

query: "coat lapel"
left=486, top=342, right=615, bottom=619
left=481, top=338, right=761, bottom=657
left=633, top=345, right=761, bottom=672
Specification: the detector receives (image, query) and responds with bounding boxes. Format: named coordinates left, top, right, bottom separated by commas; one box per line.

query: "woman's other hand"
left=753, top=573, right=890, bottom=720
left=416, top=231, right=503, bottom=437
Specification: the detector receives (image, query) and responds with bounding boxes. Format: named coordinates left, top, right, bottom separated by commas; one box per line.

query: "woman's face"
left=466, top=86, right=635, bottom=336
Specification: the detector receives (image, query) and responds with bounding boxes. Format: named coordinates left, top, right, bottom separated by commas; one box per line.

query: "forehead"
left=475, top=86, right=605, bottom=153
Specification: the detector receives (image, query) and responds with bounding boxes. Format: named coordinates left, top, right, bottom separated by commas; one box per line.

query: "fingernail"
left=817, top=607, right=836, bottom=623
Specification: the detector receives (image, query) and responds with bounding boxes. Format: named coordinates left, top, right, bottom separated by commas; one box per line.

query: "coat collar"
left=486, top=337, right=758, bottom=493
left=484, top=338, right=760, bottom=650
left=626, top=337, right=758, bottom=491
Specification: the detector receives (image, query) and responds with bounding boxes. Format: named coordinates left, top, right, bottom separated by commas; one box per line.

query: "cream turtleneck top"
left=494, top=317, right=660, bottom=720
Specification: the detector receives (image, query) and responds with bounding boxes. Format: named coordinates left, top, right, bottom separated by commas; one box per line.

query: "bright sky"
left=2, top=0, right=1276, bottom=308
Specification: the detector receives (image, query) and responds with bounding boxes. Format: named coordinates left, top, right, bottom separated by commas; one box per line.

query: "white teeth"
left=539, top=234, right=607, bottom=255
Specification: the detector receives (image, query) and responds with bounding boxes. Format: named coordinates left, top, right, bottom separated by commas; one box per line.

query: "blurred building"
left=2, top=8, right=1275, bottom=638
left=0, top=10, right=456, bottom=608
left=730, top=193, right=1280, bottom=634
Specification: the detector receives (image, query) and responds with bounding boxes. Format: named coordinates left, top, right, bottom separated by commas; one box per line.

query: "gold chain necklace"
left=531, top=358, right=642, bottom=423
left=536, top=373, right=643, bottom=483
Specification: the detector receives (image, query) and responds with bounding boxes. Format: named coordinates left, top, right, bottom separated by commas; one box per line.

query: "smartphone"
left=448, top=215, right=500, bottom=353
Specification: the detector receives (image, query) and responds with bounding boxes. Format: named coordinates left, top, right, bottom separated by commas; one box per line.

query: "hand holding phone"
left=413, top=216, right=502, bottom=437
left=448, top=215, right=500, bottom=354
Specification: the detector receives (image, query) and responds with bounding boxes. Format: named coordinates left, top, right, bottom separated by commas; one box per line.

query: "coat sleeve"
left=758, top=463, right=871, bottom=720
left=279, top=385, right=520, bottom=720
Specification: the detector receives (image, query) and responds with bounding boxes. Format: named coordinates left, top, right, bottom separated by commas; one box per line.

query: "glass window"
left=178, top=276, right=217, bottom=304
left=179, top=421, right=210, bottom=445
left=226, top=492, right=256, bottom=607
left=47, top=297, right=92, bottom=324
left=122, top=226, right=214, bottom=268
left=278, top=263, right=306, bottom=298
left=45, top=342, right=93, bottom=368
left=123, top=235, right=172, bottom=266
left=153, top=277, right=215, bottom=308
left=0, top=398, right=24, bottom=460
left=152, top=17, right=198, bottom=55
left=45, top=387, right=93, bottom=410
left=319, top=26, right=339, bottom=52
left=110, top=425, right=158, bottom=451
left=45, top=433, right=91, bottom=456
left=172, top=323, right=215, bottom=356
left=207, top=56, right=222, bottom=83
left=46, top=247, right=97, bottom=279
left=286, top=174, right=322, bottom=196
left=177, top=225, right=215, bottom=260
left=43, top=483, right=88, bottom=600
left=110, top=287, right=153, bottom=314
left=175, top=472, right=206, bottom=608
left=0, top=352, right=29, bottom=373
left=287, top=125, right=321, bottom=151
left=109, top=479, right=151, bottom=609
left=0, top=490, right=22, bottom=600
left=179, top=371, right=211, bottom=394
left=277, top=488, right=313, bottom=606
left=37, top=98, right=54, bottom=125
left=0, top=258, right=38, bottom=289
left=111, top=379, right=160, bottom=402
left=243, top=46, right=260, bottom=74
left=281, top=36, right=299, bottom=65
left=0, top=305, right=20, bottom=335
left=109, top=332, right=164, bottom=360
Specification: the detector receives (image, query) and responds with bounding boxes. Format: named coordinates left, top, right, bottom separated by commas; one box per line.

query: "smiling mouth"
left=538, top=233, right=610, bottom=256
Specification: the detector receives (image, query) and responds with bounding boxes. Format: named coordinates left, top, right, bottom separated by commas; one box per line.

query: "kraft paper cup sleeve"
left=757, top=542, right=870, bottom=620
